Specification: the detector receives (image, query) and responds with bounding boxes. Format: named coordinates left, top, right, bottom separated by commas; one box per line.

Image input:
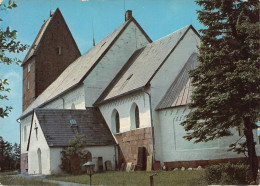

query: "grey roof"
left=27, top=108, right=116, bottom=149
left=95, top=25, right=198, bottom=105
left=20, top=17, right=151, bottom=119
left=156, top=53, right=199, bottom=110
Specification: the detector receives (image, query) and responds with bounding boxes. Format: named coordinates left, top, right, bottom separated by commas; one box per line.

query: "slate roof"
left=95, top=25, right=198, bottom=105
left=27, top=108, right=116, bottom=149
left=156, top=52, right=199, bottom=110
left=20, top=17, right=151, bottom=119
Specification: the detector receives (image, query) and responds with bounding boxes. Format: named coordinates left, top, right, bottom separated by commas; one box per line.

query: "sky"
left=0, top=0, right=205, bottom=144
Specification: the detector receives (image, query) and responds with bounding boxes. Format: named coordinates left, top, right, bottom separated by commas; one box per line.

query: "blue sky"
left=0, top=0, right=204, bottom=144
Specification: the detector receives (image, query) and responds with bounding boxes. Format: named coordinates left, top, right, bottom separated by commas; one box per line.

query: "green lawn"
left=47, top=170, right=206, bottom=186
left=0, top=171, right=59, bottom=186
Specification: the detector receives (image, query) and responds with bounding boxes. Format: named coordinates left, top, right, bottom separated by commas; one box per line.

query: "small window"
left=27, top=80, right=30, bottom=90
left=115, top=111, right=120, bottom=133
left=70, top=119, right=77, bottom=126
left=57, top=46, right=61, bottom=55
left=71, top=103, right=76, bottom=109
left=28, top=63, right=31, bottom=73
left=135, top=106, right=140, bottom=128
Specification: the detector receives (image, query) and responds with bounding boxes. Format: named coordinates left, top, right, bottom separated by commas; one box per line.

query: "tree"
left=0, top=136, right=20, bottom=170
left=60, top=134, right=88, bottom=173
left=181, top=0, right=259, bottom=182
left=0, top=0, right=28, bottom=118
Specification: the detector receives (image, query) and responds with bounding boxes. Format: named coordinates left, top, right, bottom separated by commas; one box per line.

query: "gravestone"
left=137, top=146, right=146, bottom=170
left=98, top=157, right=103, bottom=172
left=105, top=160, right=112, bottom=171
left=146, top=155, right=152, bottom=171
left=126, top=162, right=133, bottom=172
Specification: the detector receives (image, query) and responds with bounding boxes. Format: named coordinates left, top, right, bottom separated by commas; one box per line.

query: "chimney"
left=125, top=10, right=132, bottom=21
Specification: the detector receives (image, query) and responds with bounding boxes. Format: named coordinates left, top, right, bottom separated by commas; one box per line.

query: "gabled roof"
left=27, top=108, right=116, bottom=150
left=20, top=17, right=151, bottom=119
left=22, top=8, right=80, bottom=66
left=95, top=25, right=199, bottom=105
left=156, top=53, right=199, bottom=110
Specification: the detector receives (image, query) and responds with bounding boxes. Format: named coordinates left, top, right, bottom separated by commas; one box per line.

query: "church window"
left=28, top=63, right=31, bottom=73
left=115, top=111, right=120, bottom=133
left=130, top=103, right=140, bottom=129
left=23, top=126, right=27, bottom=142
left=135, top=106, right=140, bottom=128
left=57, top=46, right=61, bottom=55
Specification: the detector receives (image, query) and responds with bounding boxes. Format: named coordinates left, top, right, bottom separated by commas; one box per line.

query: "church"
left=18, top=8, right=260, bottom=175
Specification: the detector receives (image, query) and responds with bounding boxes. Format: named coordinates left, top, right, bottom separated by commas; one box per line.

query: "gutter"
left=142, top=88, right=155, bottom=164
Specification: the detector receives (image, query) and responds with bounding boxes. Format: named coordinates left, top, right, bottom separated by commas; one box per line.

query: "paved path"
left=10, top=174, right=89, bottom=186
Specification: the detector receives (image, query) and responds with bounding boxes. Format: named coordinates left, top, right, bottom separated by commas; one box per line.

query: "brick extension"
left=115, top=127, right=153, bottom=168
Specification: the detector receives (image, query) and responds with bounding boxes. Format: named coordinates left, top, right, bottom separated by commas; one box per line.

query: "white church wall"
left=49, top=145, right=116, bottom=174
left=20, top=85, right=85, bottom=155
left=43, top=84, right=85, bottom=110
left=99, top=91, right=151, bottom=134
left=86, top=146, right=116, bottom=171
left=149, top=28, right=200, bottom=161
left=28, top=113, right=51, bottom=175
left=158, top=106, right=260, bottom=163
left=20, top=114, right=33, bottom=154
left=84, top=21, right=150, bottom=107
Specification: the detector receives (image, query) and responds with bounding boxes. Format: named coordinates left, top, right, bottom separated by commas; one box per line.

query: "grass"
left=0, top=171, right=59, bottom=186
left=47, top=170, right=206, bottom=186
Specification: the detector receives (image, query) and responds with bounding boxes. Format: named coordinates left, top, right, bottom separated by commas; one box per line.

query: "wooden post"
left=150, top=175, right=154, bottom=186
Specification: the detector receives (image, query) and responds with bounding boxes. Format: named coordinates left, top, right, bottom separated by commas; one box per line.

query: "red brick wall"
left=114, top=127, right=153, bottom=167
left=22, top=10, right=81, bottom=111
left=20, top=153, right=28, bottom=174
left=23, top=58, right=36, bottom=111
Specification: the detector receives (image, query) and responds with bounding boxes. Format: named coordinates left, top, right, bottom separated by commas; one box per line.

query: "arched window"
left=115, top=111, right=120, bottom=133
left=135, top=106, right=140, bottom=129
left=112, top=109, right=120, bottom=133
left=71, top=103, right=76, bottom=109
left=130, top=103, right=140, bottom=129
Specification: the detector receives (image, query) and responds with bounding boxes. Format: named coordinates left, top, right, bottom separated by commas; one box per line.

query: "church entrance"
left=37, top=148, right=42, bottom=174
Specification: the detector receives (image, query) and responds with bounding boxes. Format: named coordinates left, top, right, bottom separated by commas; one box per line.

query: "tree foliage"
left=0, top=0, right=28, bottom=118
left=60, top=134, right=88, bottom=173
left=181, top=0, right=259, bottom=181
left=0, top=136, right=20, bottom=170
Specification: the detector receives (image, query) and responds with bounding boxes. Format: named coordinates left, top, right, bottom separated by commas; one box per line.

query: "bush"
left=60, top=134, right=88, bottom=173
left=204, top=162, right=251, bottom=185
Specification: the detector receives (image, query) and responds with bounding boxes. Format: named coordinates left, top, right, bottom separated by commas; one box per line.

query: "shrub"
left=204, top=162, right=251, bottom=185
left=60, top=134, right=88, bottom=173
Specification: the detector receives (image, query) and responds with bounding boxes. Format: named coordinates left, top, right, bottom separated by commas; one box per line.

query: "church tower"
left=22, top=8, right=81, bottom=111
